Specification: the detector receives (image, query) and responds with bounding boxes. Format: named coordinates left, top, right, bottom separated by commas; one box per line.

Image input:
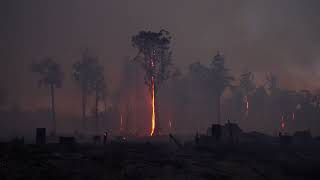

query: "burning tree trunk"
left=239, top=71, right=255, bottom=120
left=132, top=30, right=174, bottom=136
left=152, top=83, right=161, bottom=135
left=151, top=80, right=156, bottom=135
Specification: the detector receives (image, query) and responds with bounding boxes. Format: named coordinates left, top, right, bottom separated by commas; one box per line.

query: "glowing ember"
left=244, top=95, right=249, bottom=116
left=246, top=100, right=249, bottom=112
left=292, top=112, right=295, bottom=120
left=281, top=121, right=285, bottom=129
left=150, top=77, right=156, bottom=136
left=281, top=115, right=285, bottom=129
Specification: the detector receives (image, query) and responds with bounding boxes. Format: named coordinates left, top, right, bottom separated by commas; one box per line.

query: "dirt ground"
left=1, top=139, right=320, bottom=180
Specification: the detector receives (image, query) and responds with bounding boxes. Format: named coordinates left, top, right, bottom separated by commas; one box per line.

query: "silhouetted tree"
left=312, top=93, right=320, bottom=111
left=90, top=62, right=106, bottom=134
left=209, top=52, right=233, bottom=124
left=239, top=71, right=256, bottom=117
left=132, top=30, right=173, bottom=135
left=73, top=50, right=103, bottom=133
left=240, top=71, right=255, bottom=95
left=189, top=53, right=233, bottom=124
left=119, top=58, right=140, bottom=133
left=251, top=86, right=268, bottom=125
left=265, top=73, right=278, bottom=95
left=229, top=86, right=244, bottom=121
left=31, top=58, right=63, bottom=135
left=189, top=62, right=210, bottom=84
left=297, top=90, right=314, bottom=122
left=188, top=62, right=213, bottom=127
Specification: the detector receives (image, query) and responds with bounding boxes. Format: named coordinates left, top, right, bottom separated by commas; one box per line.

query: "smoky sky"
left=1, top=0, right=320, bottom=111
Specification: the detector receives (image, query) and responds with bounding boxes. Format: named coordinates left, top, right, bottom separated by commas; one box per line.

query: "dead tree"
left=73, top=50, right=105, bottom=133
left=210, top=52, right=233, bottom=124
left=31, top=58, right=63, bottom=135
left=189, top=53, right=233, bottom=125
left=131, top=30, right=173, bottom=136
left=91, top=64, right=106, bottom=135
left=239, top=71, right=256, bottom=118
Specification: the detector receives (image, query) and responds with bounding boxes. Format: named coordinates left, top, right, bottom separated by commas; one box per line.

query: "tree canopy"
left=31, top=58, right=63, bottom=88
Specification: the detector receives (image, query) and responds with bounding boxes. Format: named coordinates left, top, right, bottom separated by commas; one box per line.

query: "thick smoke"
left=1, top=0, right=320, bottom=139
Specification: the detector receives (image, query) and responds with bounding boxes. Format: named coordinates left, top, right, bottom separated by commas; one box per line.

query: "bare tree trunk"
left=95, top=88, right=99, bottom=135
left=50, top=84, right=56, bottom=135
left=81, top=86, right=87, bottom=133
left=103, top=96, right=107, bottom=114
left=103, top=96, right=107, bottom=130
left=154, top=89, right=160, bottom=135
left=217, top=95, right=221, bottom=125
left=126, top=105, right=130, bottom=133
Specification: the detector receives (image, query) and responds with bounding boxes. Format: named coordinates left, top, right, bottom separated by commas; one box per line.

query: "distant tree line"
left=31, top=50, right=106, bottom=135
left=168, top=63, right=320, bottom=134
left=24, top=29, right=320, bottom=136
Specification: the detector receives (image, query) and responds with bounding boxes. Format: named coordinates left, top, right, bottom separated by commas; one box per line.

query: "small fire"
left=281, top=115, right=285, bottom=129
left=246, top=100, right=249, bottom=112
left=244, top=95, right=249, bottom=116
left=292, top=112, right=295, bottom=120
left=150, top=77, right=156, bottom=136
left=281, top=121, right=285, bottom=129
left=150, top=51, right=156, bottom=136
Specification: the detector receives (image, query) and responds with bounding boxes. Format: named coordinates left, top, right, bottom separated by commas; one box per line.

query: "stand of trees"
left=29, top=50, right=107, bottom=136
left=72, top=50, right=106, bottom=134
left=189, top=52, right=233, bottom=125
left=31, top=58, right=63, bottom=135
left=12, top=30, right=319, bottom=136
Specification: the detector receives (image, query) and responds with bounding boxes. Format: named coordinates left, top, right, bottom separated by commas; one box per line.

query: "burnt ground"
left=1, top=140, right=320, bottom=180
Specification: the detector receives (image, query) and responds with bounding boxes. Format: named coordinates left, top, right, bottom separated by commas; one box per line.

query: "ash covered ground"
left=1, top=135, right=320, bottom=180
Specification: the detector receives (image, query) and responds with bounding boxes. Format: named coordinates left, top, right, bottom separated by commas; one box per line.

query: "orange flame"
left=292, top=112, right=295, bottom=120
left=246, top=100, right=249, bottom=113
left=281, top=115, right=285, bottom=129
left=150, top=51, right=156, bottom=136
left=244, top=95, right=249, bottom=116
left=281, top=121, right=285, bottom=129
left=150, top=77, right=156, bottom=136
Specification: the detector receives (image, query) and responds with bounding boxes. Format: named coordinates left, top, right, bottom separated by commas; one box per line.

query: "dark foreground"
left=1, top=139, right=320, bottom=180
